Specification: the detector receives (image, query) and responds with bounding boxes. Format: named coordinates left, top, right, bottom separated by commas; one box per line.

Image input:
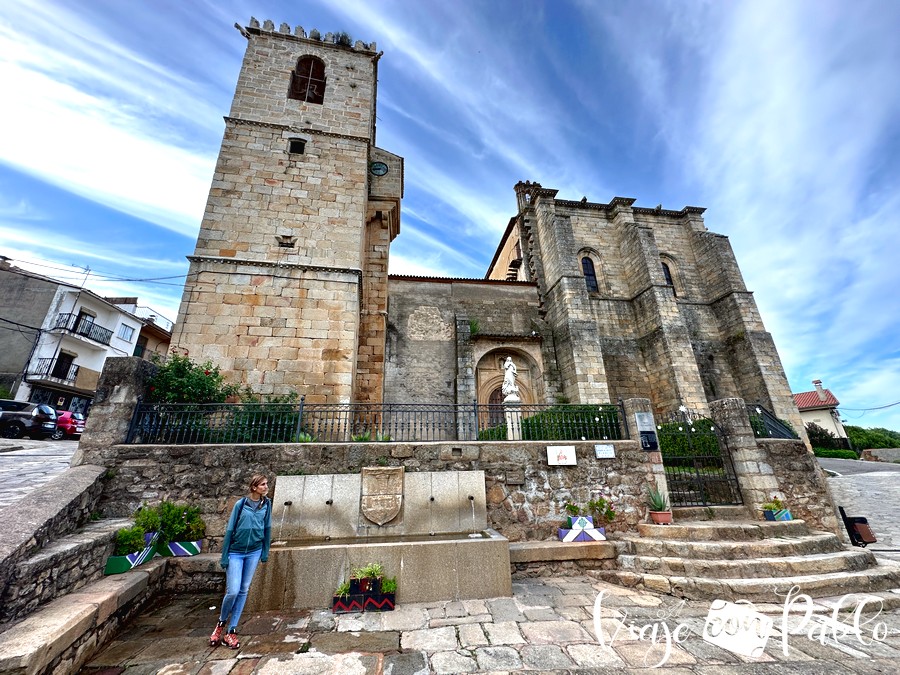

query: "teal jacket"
left=220, top=496, right=271, bottom=568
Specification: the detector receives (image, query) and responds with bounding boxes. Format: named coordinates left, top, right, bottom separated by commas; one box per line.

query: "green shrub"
left=381, top=576, right=397, bottom=593
left=813, top=447, right=858, bottom=460
left=148, top=352, right=237, bottom=404
left=114, top=525, right=148, bottom=556
left=478, top=424, right=507, bottom=441
left=845, top=425, right=900, bottom=450
left=522, top=405, right=621, bottom=441
left=656, top=418, right=719, bottom=458
left=132, top=500, right=206, bottom=546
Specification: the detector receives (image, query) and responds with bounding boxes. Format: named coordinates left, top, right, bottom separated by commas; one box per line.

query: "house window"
left=118, top=324, right=135, bottom=341
left=288, top=56, right=326, bottom=104
left=581, top=257, right=599, bottom=292
left=288, top=138, right=306, bottom=154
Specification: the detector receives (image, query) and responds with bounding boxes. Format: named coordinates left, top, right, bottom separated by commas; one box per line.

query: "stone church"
left=171, top=19, right=801, bottom=430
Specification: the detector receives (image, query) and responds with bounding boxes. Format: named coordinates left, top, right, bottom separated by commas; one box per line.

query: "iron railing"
left=27, top=357, right=80, bottom=384
left=53, top=313, right=113, bottom=345
left=746, top=404, right=799, bottom=439
left=125, top=400, right=625, bottom=445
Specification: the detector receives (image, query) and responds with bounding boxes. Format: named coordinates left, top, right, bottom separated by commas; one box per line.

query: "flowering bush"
left=147, top=351, right=238, bottom=404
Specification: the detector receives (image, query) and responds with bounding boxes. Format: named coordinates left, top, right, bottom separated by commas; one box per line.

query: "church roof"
left=793, top=389, right=840, bottom=410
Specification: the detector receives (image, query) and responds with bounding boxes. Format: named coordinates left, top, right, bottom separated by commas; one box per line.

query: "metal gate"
left=656, top=409, right=743, bottom=507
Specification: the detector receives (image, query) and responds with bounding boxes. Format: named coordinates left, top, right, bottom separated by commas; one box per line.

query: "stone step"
left=637, top=519, right=810, bottom=541
left=597, top=562, right=900, bottom=602
left=622, top=531, right=845, bottom=560
left=671, top=505, right=754, bottom=521
left=619, top=549, right=877, bottom=579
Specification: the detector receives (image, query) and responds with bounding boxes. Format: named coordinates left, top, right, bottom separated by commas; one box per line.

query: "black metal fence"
left=746, top=404, right=799, bottom=439
left=125, top=399, right=625, bottom=445
left=656, top=409, right=743, bottom=506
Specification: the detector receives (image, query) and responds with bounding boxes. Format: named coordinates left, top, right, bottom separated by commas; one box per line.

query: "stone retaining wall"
left=860, top=448, right=900, bottom=463
left=756, top=438, right=842, bottom=534
left=88, top=439, right=659, bottom=548
left=0, top=465, right=107, bottom=627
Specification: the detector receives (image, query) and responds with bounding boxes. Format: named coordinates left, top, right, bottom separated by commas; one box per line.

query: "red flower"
left=204, top=370, right=211, bottom=376
left=150, top=386, right=156, bottom=391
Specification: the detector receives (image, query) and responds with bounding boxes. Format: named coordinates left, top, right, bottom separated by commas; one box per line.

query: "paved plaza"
left=81, top=577, right=900, bottom=674
left=4, top=443, right=900, bottom=672
left=0, top=437, right=78, bottom=510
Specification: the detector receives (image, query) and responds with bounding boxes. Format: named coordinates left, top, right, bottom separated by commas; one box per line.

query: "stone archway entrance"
left=474, top=349, right=539, bottom=407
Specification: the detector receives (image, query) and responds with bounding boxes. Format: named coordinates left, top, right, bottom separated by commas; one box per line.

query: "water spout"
left=277, top=501, right=291, bottom=540
left=469, top=495, right=477, bottom=535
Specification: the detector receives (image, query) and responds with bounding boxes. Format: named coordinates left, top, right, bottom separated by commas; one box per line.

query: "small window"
left=661, top=262, right=677, bottom=297
left=288, top=138, right=306, bottom=154
left=581, top=257, right=599, bottom=292
left=118, top=324, right=135, bottom=341
left=288, top=56, right=326, bottom=104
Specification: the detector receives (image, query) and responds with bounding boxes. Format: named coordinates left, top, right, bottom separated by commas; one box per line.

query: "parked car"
left=0, top=400, right=58, bottom=439
left=52, top=410, right=86, bottom=440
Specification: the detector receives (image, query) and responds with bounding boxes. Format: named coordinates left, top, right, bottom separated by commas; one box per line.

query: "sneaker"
left=209, top=621, right=225, bottom=646
left=223, top=631, right=240, bottom=650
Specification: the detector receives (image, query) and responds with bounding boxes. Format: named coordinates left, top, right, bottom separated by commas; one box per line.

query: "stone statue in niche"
left=502, top=356, right=520, bottom=401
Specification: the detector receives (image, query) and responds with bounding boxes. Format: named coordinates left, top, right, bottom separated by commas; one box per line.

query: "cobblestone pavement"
left=828, top=470, right=900, bottom=563
left=0, top=437, right=77, bottom=509
left=82, top=577, right=900, bottom=674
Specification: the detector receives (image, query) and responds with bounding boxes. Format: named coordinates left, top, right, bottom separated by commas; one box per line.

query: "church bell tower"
left=171, top=19, right=402, bottom=403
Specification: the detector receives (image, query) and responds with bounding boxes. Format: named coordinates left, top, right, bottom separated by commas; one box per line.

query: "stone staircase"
left=600, top=507, right=900, bottom=603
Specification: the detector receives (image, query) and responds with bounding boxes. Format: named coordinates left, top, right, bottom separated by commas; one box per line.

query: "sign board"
left=594, top=444, right=616, bottom=459
left=634, top=412, right=659, bottom=451
left=547, top=445, right=577, bottom=466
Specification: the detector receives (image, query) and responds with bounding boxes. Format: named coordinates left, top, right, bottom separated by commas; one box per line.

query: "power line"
left=840, top=400, right=900, bottom=412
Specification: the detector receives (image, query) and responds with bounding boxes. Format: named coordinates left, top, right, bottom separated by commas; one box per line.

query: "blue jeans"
left=219, top=548, right=262, bottom=631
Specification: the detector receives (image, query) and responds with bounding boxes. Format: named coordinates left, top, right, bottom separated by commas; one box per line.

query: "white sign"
left=547, top=445, right=577, bottom=465
left=594, top=444, right=616, bottom=459
left=635, top=412, right=655, bottom=432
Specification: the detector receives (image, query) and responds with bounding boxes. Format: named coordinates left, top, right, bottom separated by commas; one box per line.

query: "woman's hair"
left=249, top=474, right=268, bottom=492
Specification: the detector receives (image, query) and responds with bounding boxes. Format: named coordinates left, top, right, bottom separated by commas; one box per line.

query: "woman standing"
left=210, top=474, right=272, bottom=649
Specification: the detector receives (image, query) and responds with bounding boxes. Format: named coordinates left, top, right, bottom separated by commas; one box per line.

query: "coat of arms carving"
left=360, top=467, right=404, bottom=526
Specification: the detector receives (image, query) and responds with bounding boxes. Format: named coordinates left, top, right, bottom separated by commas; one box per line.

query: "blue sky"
left=1, top=0, right=898, bottom=429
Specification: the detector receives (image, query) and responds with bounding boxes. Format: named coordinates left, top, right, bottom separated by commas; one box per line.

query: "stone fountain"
left=245, top=467, right=511, bottom=610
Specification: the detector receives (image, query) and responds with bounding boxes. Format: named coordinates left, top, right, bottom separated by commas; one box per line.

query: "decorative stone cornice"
left=188, top=255, right=362, bottom=280
left=224, top=117, right=370, bottom=143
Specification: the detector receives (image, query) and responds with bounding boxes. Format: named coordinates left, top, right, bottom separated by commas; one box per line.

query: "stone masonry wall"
left=385, top=278, right=542, bottom=404
left=173, top=259, right=360, bottom=400
left=90, top=439, right=659, bottom=548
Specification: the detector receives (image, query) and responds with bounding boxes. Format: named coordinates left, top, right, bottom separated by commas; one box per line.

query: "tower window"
left=288, top=138, right=306, bottom=154
left=288, top=56, right=326, bottom=104
left=661, top=261, right=677, bottom=297
left=581, top=257, right=599, bottom=292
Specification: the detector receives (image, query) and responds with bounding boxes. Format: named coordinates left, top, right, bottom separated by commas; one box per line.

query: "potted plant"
left=331, top=580, right=364, bottom=613
left=333, top=562, right=394, bottom=613
left=558, top=501, right=607, bottom=541
left=154, top=501, right=207, bottom=556
left=761, top=496, right=792, bottom=521
left=104, top=525, right=159, bottom=575
left=646, top=486, right=673, bottom=525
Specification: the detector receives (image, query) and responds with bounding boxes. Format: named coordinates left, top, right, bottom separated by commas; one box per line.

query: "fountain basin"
left=246, top=528, right=511, bottom=611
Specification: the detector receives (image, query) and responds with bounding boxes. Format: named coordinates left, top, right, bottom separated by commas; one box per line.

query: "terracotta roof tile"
left=793, top=389, right=840, bottom=410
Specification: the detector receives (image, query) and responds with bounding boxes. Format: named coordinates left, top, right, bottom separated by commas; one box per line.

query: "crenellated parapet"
left=246, top=17, right=377, bottom=52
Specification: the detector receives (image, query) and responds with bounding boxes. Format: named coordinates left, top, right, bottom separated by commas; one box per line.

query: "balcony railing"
left=53, top=313, right=113, bottom=345
left=27, top=357, right=80, bottom=385
left=126, top=400, right=625, bottom=445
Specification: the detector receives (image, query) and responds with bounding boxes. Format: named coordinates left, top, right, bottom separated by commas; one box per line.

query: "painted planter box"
left=104, top=532, right=159, bottom=575
left=331, top=594, right=365, bottom=613
left=558, top=515, right=606, bottom=542
left=157, top=540, right=203, bottom=557
left=363, top=592, right=395, bottom=612
left=764, top=509, right=792, bottom=522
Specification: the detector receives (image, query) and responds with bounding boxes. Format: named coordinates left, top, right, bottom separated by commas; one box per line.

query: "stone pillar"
left=504, top=397, right=522, bottom=441
left=621, top=398, right=668, bottom=498
left=72, top=357, right=157, bottom=467
left=709, top=397, right=780, bottom=514
left=455, top=316, right=477, bottom=439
